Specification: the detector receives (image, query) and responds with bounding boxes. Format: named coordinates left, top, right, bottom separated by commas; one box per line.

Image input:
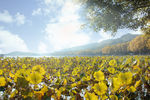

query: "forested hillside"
left=102, top=35, right=150, bottom=55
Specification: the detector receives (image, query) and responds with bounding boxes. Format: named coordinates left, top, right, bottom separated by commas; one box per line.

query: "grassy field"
left=0, top=56, right=150, bottom=100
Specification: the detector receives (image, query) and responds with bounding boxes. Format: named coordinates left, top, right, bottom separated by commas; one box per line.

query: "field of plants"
left=0, top=56, right=150, bottom=100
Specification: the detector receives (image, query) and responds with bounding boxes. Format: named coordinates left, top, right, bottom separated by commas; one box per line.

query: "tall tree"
left=76, top=0, right=150, bottom=35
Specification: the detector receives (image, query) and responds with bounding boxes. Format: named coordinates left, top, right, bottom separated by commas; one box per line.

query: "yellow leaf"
left=110, top=95, right=118, bottom=100
left=127, top=86, right=136, bottom=92
left=0, top=76, right=6, bottom=86
left=63, top=78, right=67, bottom=85
left=85, top=92, right=98, bottom=100
left=28, top=72, right=43, bottom=84
left=134, top=80, right=141, bottom=88
left=93, top=82, right=107, bottom=95
left=94, top=70, right=104, bottom=81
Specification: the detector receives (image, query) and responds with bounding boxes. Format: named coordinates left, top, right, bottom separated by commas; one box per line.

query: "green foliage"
left=76, top=0, right=150, bottom=35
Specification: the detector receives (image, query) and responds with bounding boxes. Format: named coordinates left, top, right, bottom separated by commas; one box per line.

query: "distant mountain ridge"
left=4, top=51, right=40, bottom=56
left=51, top=33, right=139, bottom=55
left=2, top=33, right=139, bottom=56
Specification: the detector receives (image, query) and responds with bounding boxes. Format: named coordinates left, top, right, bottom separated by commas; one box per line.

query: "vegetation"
left=76, top=0, right=150, bottom=35
left=0, top=56, right=150, bottom=99
left=128, top=35, right=150, bottom=53
left=102, top=35, right=150, bottom=55
left=102, top=42, right=129, bottom=55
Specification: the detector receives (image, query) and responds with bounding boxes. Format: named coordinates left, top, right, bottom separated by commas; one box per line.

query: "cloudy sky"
left=0, top=0, right=142, bottom=54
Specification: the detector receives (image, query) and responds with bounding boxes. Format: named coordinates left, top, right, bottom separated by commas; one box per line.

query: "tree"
left=102, top=46, right=113, bottom=55
left=102, top=42, right=129, bottom=55
left=76, top=0, right=150, bottom=35
left=147, top=38, right=150, bottom=49
left=128, top=35, right=150, bottom=54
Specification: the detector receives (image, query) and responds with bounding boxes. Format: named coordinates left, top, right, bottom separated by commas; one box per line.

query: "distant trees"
left=101, top=46, right=112, bottom=55
left=147, top=39, right=150, bottom=49
left=102, top=35, right=150, bottom=55
left=75, top=49, right=102, bottom=55
left=102, top=42, right=129, bottom=55
left=128, top=35, right=150, bottom=54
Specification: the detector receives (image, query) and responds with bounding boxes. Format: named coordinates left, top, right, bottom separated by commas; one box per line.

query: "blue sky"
left=0, top=0, right=142, bottom=54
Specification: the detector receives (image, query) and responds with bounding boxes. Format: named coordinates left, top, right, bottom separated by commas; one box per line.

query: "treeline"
left=102, top=35, right=150, bottom=55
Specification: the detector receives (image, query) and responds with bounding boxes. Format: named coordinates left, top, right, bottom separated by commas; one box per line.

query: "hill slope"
left=5, top=51, right=41, bottom=56
left=3, top=34, right=139, bottom=56
left=51, top=33, right=138, bottom=55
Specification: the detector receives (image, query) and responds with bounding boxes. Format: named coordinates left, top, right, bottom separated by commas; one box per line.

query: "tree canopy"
left=76, top=0, right=150, bottom=35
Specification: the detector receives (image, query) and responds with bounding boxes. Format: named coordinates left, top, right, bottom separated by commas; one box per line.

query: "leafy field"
left=0, top=56, right=150, bottom=100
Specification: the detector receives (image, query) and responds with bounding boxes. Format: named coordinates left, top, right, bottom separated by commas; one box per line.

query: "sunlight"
left=44, top=0, right=90, bottom=52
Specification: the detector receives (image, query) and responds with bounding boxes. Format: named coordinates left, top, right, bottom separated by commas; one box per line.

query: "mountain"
left=51, top=33, right=139, bottom=56
left=91, top=33, right=139, bottom=50
left=4, top=51, right=44, bottom=56
left=2, top=33, right=139, bottom=57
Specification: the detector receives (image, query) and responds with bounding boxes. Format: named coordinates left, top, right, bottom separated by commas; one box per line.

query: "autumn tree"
left=102, top=46, right=111, bottom=55
left=128, top=35, right=150, bottom=54
left=147, top=38, right=150, bottom=49
left=102, top=42, right=129, bottom=55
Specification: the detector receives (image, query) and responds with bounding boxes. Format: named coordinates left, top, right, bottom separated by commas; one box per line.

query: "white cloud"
left=32, top=0, right=66, bottom=17
left=98, top=30, right=112, bottom=42
left=44, top=0, right=51, bottom=5
left=38, top=0, right=65, bottom=16
left=0, top=26, right=4, bottom=30
left=130, top=28, right=142, bottom=35
left=0, top=28, right=29, bottom=53
left=32, top=8, right=42, bottom=16
left=45, top=22, right=90, bottom=51
left=44, top=0, right=64, bottom=5
left=0, top=10, right=26, bottom=25
left=98, top=28, right=143, bottom=43
left=43, top=1, right=90, bottom=52
left=38, top=42, right=47, bottom=53
left=59, top=1, right=80, bottom=22
left=15, top=12, right=26, bottom=25
left=0, top=10, right=13, bottom=23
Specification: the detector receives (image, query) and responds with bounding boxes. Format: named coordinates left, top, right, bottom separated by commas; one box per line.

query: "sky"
left=0, top=0, right=142, bottom=54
